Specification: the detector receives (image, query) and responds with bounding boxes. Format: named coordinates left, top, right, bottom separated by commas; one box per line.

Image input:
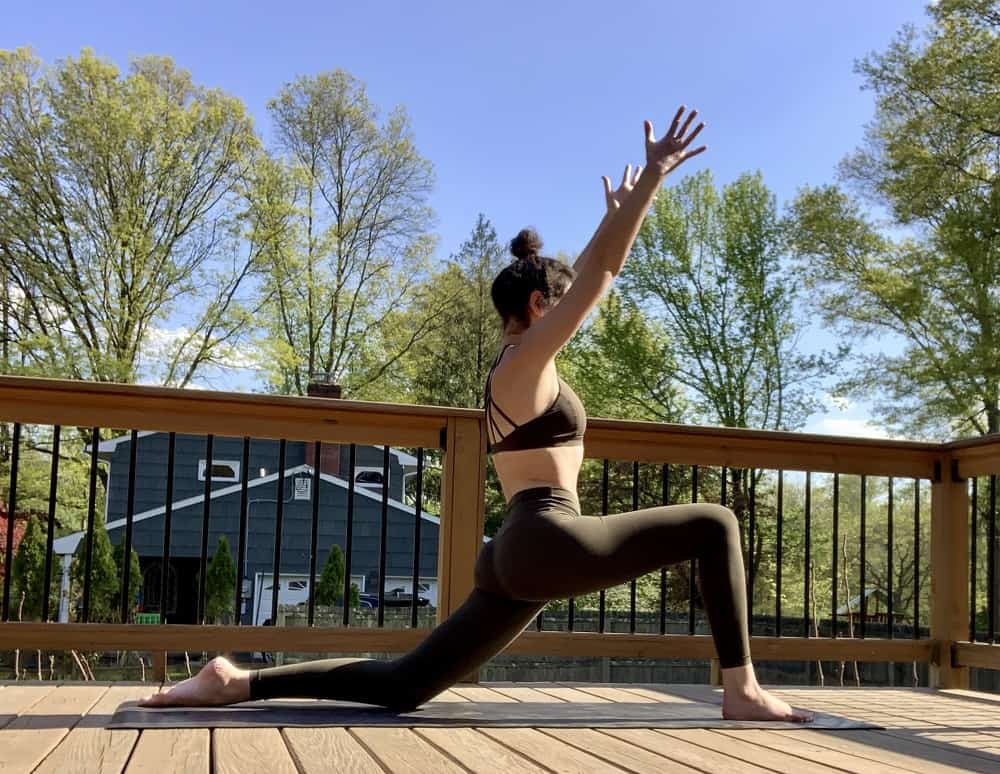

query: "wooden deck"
left=2, top=682, right=1000, bottom=773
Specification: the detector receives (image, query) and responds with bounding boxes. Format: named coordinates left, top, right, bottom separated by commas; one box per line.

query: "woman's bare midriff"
left=491, top=444, right=584, bottom=503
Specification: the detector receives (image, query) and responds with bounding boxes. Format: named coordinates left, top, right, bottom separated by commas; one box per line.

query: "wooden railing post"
left=930, top=455, right=970, bottom=689
left=152, top=650, right=167, bottom=683
left=436, top=415, right=488, bottom=684
left=436, top=416, right=488, bottom=625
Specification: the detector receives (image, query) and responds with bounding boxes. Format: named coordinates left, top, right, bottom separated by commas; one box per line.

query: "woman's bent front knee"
left=695, top=504, right=740, bottom=542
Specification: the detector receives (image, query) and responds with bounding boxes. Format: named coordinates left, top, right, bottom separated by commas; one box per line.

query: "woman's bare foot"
left=722, top=684, right=814, bottom=722
left=138, top=656, right=251, bottom=708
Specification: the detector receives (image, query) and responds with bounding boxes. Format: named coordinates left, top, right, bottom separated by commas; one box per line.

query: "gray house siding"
left=93, top=433, right=436, bottom=624
left=103, top=434, right=408, bottom=523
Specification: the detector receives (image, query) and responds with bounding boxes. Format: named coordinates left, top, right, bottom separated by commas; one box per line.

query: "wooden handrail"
left=0, top=623, right=936, bottom=664
left=1, top=375, right=997, bottom=684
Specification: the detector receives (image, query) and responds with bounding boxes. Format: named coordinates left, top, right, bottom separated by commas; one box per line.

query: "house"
left=52, top=431, right=445, bottom=624
left=0, top=505, right=30, bottom=583
left=835, top=588, right=905, bottom=624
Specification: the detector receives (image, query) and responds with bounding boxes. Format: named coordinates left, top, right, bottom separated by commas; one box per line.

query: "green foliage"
left=70, top=519, right=119, bottom=622
left=0, top=47, right=260, bottom=386
left=622, top=170, right=838, bottom=432
left=559, top=290, right=685, bottom=422
left=112, top=539, right=142, bottom=622
left=316, top=544, right=346, bottom=607
left=204, top=536, right=236, bottom=624
left=11, top=517, right=58, bottom=620
left=788, top=1, right=1000, bottom=438
left=254, top=69, right=437, bottom=399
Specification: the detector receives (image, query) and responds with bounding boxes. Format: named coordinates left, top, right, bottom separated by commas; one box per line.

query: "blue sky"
left=3, top=0, right=933, bottom=436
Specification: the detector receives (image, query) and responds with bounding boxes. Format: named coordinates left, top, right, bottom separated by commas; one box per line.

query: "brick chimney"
left=306, top=375, right=343, bottom=477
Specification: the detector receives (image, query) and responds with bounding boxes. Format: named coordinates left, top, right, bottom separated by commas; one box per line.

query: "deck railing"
left=0, top=374, right=998, bottom=689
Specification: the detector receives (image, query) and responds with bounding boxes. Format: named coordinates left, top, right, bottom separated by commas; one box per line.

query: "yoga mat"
left=108, top=700, right=880, bottom=730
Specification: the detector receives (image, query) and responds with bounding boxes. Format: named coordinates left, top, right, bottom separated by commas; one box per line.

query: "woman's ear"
left=528, top=289, right=545, bottom=318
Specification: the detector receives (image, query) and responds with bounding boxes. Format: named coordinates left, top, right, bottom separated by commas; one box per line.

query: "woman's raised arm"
left=518, top=106, right=707, bottom=367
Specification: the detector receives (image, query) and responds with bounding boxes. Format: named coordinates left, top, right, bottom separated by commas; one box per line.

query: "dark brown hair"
left=491, top=228, right=575, bottom=326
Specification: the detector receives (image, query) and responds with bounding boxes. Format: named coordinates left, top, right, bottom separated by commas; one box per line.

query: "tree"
left=254, top=70, right=439, bottom=399
left=403, top=214, right=507, bottom=409
left=559, top=289, right=686, bottom=422
left=11, top=517, right=58, bottom=620
left=70, top=519, right=119, bottom=622
left=316, top=544, right=346, bottom=607
left=788, top=0, right=1000, bottom=438
left=620, top=170, right=838, bottom=592
left=112, top=538, right=142, bottom=622
left=0, top=47, right=261, bottom=387
left=204, top=536, right=236, bottom=624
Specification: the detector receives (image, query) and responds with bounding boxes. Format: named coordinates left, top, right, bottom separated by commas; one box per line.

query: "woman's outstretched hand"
left=645, top=106, right=706, bottom=176
left=602, top=164, right=643, bottom=214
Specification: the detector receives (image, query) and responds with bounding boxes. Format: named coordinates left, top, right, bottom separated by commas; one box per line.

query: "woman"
left=141, top=107, right=812, bottom=722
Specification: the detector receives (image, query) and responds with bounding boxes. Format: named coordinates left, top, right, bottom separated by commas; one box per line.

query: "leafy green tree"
left=0, top=47, right=261, bottom=387
left=204, top=536, right=236, bottom=624
left=559, top=290, right=686, bottom=422
left=11, top=517, right=58, bottom=620
left=254, top=70, right=438, bottom=399
left=112, top=538, right=142, bottom=622
left=70, top=519, right=119, bottom=622
left=788, top=0, right=1000, bottom=438
left=620, top=170, right=838, bottom=594
left=314, top=544, right=360, bottom=609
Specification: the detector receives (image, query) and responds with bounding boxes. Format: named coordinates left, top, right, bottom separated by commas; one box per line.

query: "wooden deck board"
left=213, top=728, right=298, bottom=774
left=1, top=682, right=999, bottom=773
left=33, top=684, right=155, bottom=774
left=0, top=683, right=107, bottom=774
left=283, top=728, right=385, bottom=774
left=124, top=728, right=209, bottom=773
left=350, top=727, right=470, bottom=773
left=416, top=727, right=550, bottom=773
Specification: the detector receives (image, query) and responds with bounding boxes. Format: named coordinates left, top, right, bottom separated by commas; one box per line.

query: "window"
left=198, top=459, right=240, bottom=482
left=355, top=466, right=388, bottom=491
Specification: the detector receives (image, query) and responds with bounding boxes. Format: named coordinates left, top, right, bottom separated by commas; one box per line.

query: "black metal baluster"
left=270, top=439, right=287, bottom=628
left=234, top=437, right=249, bottom=626
left=989, top=474, right=997, bottom=643
left=599, top=458, right=609, bottom=633
left=160, top=432, right=177, bottom=623
left=307, top=441, right=321, bottom=627
left=81, top=426, right=99, bottom=623
left=41, top=426, right=60, bottom=622
left=804, top=471, right=811, bottom=639
left=914, top=479, right=920, bottom=640
left=377, top=445, right=390, bottom=627
left=410, top=448, right=425, bottom=628
left=121, top=429, right=139, bottom=624
left=776, top=470, right=784, bottom=637
left=660, top=463, right=669, bottom=635
left=747, top=468, right=757, bottom=638
left=971, top=477, right=978, bottom=642
left=630, top=460, right=639, bottom=634
left=860, top=475, right=867, bottom=639
left=0, top=422, right=18, bottom=621
left=197, top=434, right=214, bottom=624
left=343, top=444, right=357, bottom=626
left=887, top=477, right=894, bottom=639
left=689, top=465, right=698, bottom=636
left=832, top=472, right=840, bottom=639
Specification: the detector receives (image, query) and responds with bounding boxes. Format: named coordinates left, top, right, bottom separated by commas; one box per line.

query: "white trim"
left=52, top=463, right=468, bottom=556
left=88, top=430, right=420, bottom=468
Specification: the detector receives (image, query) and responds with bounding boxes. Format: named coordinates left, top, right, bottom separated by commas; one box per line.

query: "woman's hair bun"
left=510, top=228, right=543, bottom=262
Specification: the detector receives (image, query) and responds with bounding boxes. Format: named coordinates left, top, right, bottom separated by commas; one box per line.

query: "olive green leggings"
left=250, top=486, right=751, bottom=710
